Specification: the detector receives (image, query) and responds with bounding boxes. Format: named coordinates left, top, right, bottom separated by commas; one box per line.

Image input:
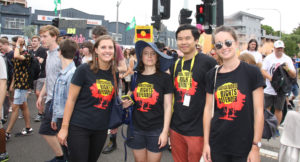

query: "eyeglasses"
left=214, top=40, right=234, bottom=50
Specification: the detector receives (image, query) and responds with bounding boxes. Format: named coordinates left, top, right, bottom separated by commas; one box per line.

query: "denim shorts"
left=289, top=84, right=299, bottom=97
left=13, top=89, right=28, bottom=105
left=126, top=127, right=168, bottom=153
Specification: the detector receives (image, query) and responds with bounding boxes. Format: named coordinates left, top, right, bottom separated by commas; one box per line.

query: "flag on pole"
left=126, top=17, right=136, bottom=31
left=54, top=0, right=61, bottom=16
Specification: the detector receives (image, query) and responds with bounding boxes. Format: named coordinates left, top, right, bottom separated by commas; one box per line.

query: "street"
left=4, top=92, right=287, bottom=162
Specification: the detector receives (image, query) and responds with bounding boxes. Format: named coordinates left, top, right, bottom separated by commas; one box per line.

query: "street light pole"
left=116, top=0, right=122, bottom=41
left=247, top=8, right=281, bottom=39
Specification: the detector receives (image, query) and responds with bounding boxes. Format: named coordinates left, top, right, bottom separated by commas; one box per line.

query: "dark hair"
left=247, top=39, right=258, bottom=51
left=137, top=46, right=160, bottom=74
left=12, top=36, right=18, bottom=43
left=92, top=26, right=108, bottom=37
left=59, top=39, right=78, bottom=59
left=90, top=35, right=118, bottom=93
left=129, top=48, right=135, bottom=56
left=81, top=41, right=93, bottom=54
left=212, top=26, right=238, bottom=44
left=176, top=24, right=200, bottom=41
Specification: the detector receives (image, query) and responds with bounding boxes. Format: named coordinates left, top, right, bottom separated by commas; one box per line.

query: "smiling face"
left=142, top=46, right=158, bottom=67
left=176, top=29, right=198, bottom=55
left=95, top=39, right=115, bottom=63
left=214, top=31, right=238, bottom=61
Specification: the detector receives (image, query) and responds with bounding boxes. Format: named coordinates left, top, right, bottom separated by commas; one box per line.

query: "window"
left=4, top=17, right=25, bottom=29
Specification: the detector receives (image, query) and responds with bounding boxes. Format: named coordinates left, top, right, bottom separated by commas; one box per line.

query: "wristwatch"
left=253, top=141, right=262, bottom=148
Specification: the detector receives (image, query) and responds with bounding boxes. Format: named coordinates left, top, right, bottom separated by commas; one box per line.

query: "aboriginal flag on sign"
left=136, top=29, right=151, bottom=39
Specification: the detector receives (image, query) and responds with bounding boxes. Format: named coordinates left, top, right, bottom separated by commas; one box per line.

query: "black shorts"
left=126, top=127, right=168, bottom=153
left=39, top=100, right=58, bottom=135
left=264, top=93, right=286, bottom=110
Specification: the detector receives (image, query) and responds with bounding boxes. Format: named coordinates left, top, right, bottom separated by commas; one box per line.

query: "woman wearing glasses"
left=202, top=26, right=265, bottom=162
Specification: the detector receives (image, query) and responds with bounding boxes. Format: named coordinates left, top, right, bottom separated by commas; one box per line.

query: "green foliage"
left=261, top=24, right=274, bottom=35
left=22, top=25, right=36, bottom=39
left=282, top=36, right=298, bottom=56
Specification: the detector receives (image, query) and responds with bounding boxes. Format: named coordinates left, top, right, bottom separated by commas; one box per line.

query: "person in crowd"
left=91, top=25, right=127, bottom=154
left=286, top=58, right=299, bottom=109
left=203, top=26, right=265, bottom=162
left=50, top=39, right=78, bottom=161
left=0, top=54, right=8, bottom=161
left=81, top=41, right=93, bottom=64
left=122, top=40, right=173, bottom=162
left=5, top=37, right=34, bottom=140
left=57, top=35, right=118, bottom=162
left=29, top=35, right=48, bottom=122
left=0, top=38, right=14, bottom=121
left=170, top=24, right=217, bottom=162
left=121, top=48, right=133, bottom=94
left=36, top=25, right=65, bottom=162
left=208, top=48, right=223, bottom=65
left=262, top=40, right=296, bottom=134
left=240, top=39, right=263, bottom=64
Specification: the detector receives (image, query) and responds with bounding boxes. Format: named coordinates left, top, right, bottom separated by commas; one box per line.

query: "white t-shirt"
left=240, top=50, right=263, bottom=64
left=262, top=53, right=295, bottom=95
left=0, top=56, right=7, bottom=80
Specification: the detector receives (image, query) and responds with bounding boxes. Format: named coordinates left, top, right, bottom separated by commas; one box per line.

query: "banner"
left=135, top=26, right=153, bottom=43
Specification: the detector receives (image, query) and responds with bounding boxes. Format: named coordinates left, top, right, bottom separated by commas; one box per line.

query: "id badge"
left=183, top=94, right=191, bottom=107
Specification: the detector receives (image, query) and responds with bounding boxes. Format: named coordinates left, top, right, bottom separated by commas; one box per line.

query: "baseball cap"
left=274, top=40, right=285, bottom=48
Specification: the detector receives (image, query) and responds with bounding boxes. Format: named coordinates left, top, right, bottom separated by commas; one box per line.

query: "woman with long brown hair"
left=57, top=35, right=118, bottom=162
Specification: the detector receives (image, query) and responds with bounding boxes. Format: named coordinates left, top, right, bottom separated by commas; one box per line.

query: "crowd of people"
left=0, top=23, right=298, bottom=162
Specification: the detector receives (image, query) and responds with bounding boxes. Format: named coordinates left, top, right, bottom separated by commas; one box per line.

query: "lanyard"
left=180, top=52, right=198, bottom=90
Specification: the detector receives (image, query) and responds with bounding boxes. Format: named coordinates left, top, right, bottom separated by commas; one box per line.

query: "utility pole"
left=116, top=0, right=122, bottom=41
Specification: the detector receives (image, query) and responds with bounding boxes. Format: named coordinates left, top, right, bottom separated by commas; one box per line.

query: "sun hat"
left=274, top=40, right=285, bottom=48
left=135, top=40, right=174, bottom=72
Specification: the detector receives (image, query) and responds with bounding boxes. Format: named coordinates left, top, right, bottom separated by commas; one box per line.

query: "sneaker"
left=5, top=133, right=11, bottom=141
left=0, top=152, right=9, bottom=162
left=289, top=100, right=295, bottom=108
left=15, top=128, right=33, bottom=137
left=18, top=114, right=24, bottom=119
left=275, top=129, right=280, bottom=137
left=8, top=107, right=12, bottom=112
left=34, top=114, right=43, bottom=122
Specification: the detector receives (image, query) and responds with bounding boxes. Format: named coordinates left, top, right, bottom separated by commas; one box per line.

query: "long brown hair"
left=89, top=35, right=118, bottom=94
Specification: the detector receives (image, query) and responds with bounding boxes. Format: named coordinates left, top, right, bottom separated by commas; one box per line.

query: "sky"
left=27, top=0, right=300, bottom=34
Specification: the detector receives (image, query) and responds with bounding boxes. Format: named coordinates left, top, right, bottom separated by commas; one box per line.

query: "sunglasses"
left=215, top=40, right=234, bottom=50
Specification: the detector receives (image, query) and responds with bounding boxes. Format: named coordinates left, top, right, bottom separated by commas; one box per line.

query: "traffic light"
left=179, top=8, right=192, bottom=25
left=151, top=20, right=161, bottom=31
left=52, top=18, right=59, bottom=27
left=152, top=0, right=170, bottom=20
left=196, top=5, right=205, bottom=25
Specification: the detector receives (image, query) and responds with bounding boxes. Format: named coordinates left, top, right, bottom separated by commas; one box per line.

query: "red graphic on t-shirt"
left=133, top=82, right=159, bottom=112
left=174, top=70, right=198, bottom=103
left=90, top=79, right=114, bottom=110
left=215, top=83, right=246, bottom=121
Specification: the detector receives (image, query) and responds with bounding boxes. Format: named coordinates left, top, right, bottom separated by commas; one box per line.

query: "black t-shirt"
left=170, top=53, right=217, bottom=136
left=4, top=50, right=14, bottom=89
left=205, top=61, right=265, bottom=156
left=30, top=47, right=47, bottom=78
left=132, top=72, right=173, bottom=130
left=70, top=64, right=115, bottom=131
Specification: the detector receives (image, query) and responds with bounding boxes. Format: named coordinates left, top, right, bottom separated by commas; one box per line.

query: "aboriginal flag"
left=136, top=29, right=151, bottom=39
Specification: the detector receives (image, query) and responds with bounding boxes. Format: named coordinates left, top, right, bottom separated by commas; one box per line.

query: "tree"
left=292, top=24, right=300, bottom=35
left=282, top=35, right=299, bottom=57
left=261, top=24, right=274, bottom=35
left=22, top=25, right=37, bottom=39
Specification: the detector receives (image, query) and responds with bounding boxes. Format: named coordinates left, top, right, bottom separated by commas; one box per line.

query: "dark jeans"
left=211, top=152, right=247, bottom=162
left=56, top=118, right=69, bottom=161
left=67, top=125, right=107, bottom=162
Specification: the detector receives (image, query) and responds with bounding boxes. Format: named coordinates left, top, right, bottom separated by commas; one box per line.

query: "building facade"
left=0, top=3, right=176, bottom=48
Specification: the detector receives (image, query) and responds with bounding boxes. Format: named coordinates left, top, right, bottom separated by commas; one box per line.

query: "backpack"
left=28, top=53, right=41, bottom=89
left=271, top=64, right=292, bottom=95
